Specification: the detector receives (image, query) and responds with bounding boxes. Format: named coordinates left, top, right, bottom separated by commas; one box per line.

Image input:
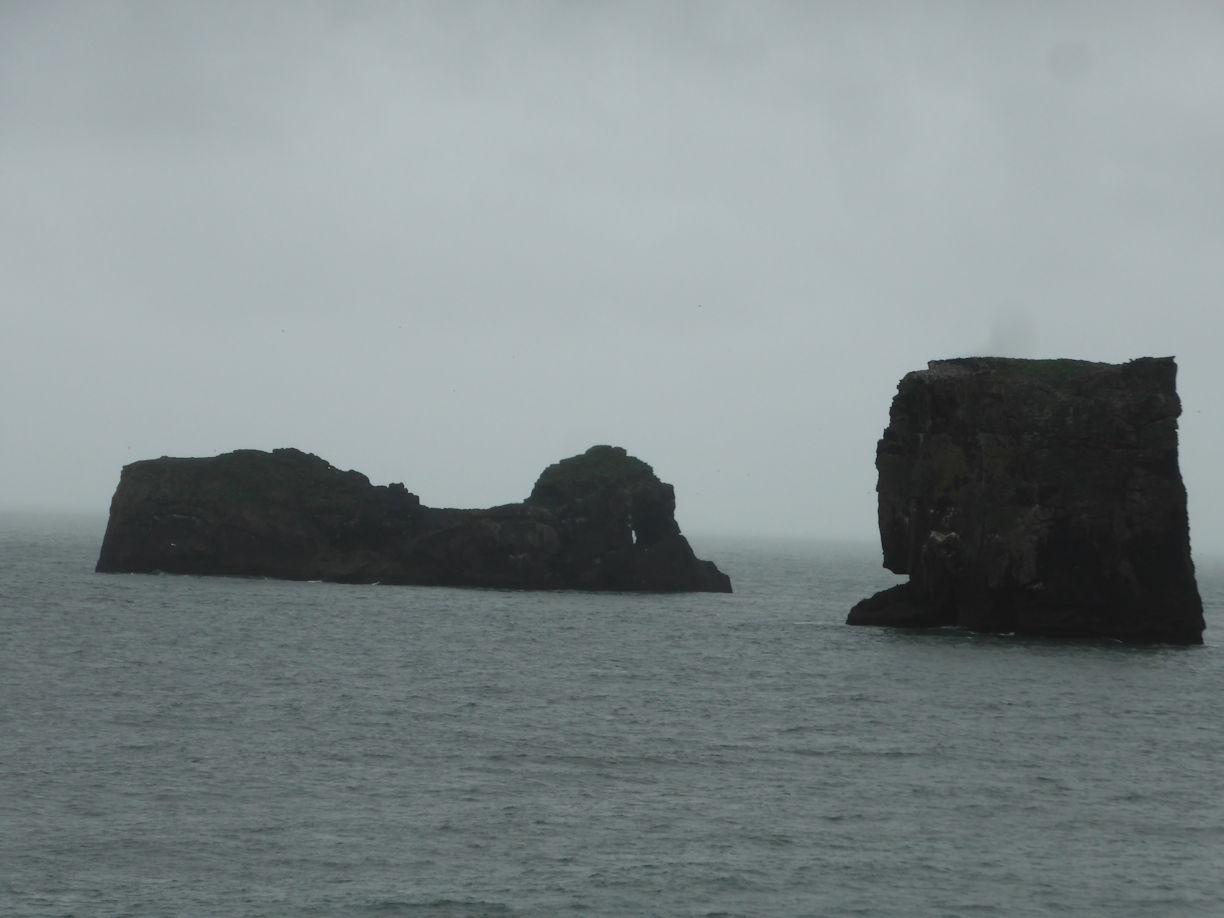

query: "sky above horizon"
left=4, top=1, right=1224, bottom=553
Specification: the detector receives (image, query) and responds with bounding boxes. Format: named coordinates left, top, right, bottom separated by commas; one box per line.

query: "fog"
left=3, top=1, right=1223, bottom=552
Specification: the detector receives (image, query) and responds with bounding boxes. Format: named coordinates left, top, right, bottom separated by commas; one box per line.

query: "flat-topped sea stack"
left=848, top=357, right=1204, bottom=644
left=97, top=445, right=732, bottom=593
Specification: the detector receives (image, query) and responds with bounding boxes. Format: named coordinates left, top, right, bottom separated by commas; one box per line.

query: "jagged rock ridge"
left=848, top=357, right=1204, bottom=644
left=96, top=445, right=731, bottom=593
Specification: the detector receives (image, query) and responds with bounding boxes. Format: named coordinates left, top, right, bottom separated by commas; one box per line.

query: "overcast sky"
left=3, top=1, right=1223, bottom=553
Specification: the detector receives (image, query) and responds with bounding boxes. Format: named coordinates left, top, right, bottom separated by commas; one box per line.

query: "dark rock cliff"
left=848, top=357, right=1204, bottom=644
left=96, top=445, right=732, bottom=593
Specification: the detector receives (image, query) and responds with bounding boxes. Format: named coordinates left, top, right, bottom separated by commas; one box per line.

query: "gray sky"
left=4, top=1, right=1224, bottom=552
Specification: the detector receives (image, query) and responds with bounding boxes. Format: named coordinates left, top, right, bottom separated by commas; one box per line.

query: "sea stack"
left=96, top=445, right=732, bottom=593
left=848, top=357, right=1204, bottom=644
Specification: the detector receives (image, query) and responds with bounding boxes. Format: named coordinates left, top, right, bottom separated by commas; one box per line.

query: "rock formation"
left=848, top=357, right=1204, bottom=644
left=96, top=445, right=732, bottom=593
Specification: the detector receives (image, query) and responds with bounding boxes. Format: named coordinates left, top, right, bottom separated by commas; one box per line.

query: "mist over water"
left=4, top=517, right=1222, bottom=917
left=4, top=2, right=1224, bottom=553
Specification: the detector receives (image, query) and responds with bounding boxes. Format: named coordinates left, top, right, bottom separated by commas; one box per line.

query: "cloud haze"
left=4, top=1, right=1224, bottom=552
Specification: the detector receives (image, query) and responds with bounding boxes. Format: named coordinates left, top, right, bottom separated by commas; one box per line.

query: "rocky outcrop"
left=848, top=357, right=1204, bottom=644
left=96, top=445, right=732, bottom=592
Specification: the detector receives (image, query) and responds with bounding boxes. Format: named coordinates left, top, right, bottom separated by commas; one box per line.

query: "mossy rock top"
left=122, top=447, right=374, bottom=504
left=527, top=445, right=660, bottom=507
left=923, top=357, right=1116, bottom=389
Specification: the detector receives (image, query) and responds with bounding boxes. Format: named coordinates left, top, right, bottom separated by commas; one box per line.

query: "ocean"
left=2, top=514, right=1222, bottom=918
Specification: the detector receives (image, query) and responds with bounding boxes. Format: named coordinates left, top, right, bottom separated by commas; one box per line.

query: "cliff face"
left=96, top=445, right=732, bottom=593
left=848, top=357, right=1204, bottom=644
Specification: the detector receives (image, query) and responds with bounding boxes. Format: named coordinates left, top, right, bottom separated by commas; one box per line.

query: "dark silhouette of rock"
left=96, top=445, right=732, bottom=593
left=848, top=357, right=1204, bottom=644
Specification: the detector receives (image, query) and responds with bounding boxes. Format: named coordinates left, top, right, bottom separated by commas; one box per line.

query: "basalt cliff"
left=96, top=445, right=732, bottom=593
left=848, top=357, right=1204, bottom=644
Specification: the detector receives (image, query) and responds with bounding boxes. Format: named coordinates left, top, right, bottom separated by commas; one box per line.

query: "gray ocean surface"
left=3, top=514, right=1223, bottom=918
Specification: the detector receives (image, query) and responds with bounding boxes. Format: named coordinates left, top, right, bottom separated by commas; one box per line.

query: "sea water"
left=2, top=514, right=1222, bottom=917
